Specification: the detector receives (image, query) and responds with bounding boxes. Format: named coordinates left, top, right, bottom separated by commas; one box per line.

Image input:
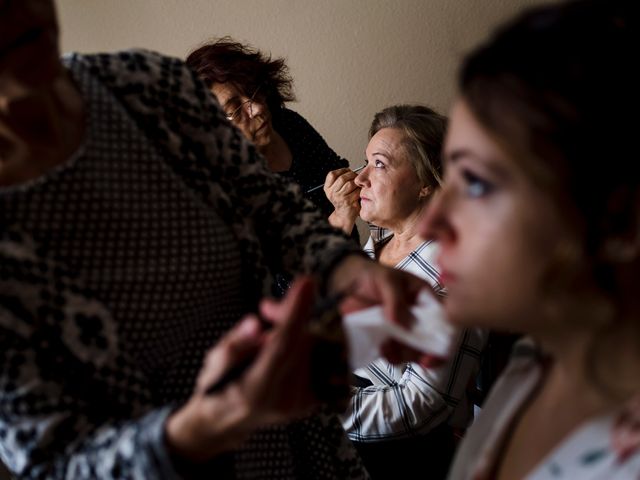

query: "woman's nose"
left=354, top=166, right=369, bottom=188
left=247, top=99, right=265, bottom=119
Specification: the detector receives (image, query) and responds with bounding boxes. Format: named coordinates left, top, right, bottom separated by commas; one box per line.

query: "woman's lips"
left=438, top=270, right=456, bottom=286
left=250, top=122, right=269, bottom=141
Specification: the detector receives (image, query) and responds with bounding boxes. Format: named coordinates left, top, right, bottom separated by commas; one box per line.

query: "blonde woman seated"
left=326, top=105, right=486, bottom=479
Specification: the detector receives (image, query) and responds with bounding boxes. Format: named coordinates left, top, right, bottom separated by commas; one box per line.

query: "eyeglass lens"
left=226, top=85, right=262, bottom=121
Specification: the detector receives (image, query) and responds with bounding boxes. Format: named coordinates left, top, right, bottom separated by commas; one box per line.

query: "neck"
left=259, top=130, right=291, bottom=172
left=386, top=206, right=426, bottom=245
left=376, top=207, right=426, bottom=264
left=0, top=72, right=84, bottom=186
left=532, top=336, right=616, bottom=428
left=534, top=316, right=640, bottom=410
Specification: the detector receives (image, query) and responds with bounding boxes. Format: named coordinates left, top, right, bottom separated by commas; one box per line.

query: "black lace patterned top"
left=273, top=108, right=349, bottom=217
left=0, top=50, right=365, bottom=480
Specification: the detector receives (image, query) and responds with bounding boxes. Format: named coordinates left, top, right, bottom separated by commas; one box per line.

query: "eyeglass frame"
left=224, top=83, right=265, bottom=122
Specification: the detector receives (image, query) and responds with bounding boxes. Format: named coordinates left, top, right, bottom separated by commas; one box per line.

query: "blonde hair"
left=369, top=105, right=446, bottom=190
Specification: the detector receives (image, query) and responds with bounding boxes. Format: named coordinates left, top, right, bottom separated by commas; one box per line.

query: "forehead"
left=447, top=100, right=525, bottom=180
left=210, top=82, right=243, bottom=102
left=445, top=100, right=506, bottom=163
left=366, top=128, right=407, bottom=158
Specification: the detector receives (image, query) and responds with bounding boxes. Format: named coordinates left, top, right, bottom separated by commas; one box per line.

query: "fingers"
left=324, top=168, right=360, bottom=203
left=330, top=256, right=426, bottom=325
left=324, top=168, right=352, bottom=188
left=170, top=278, right=320, bottom=459
left=195, top=316, right=263, bottom=393
left=383, top=269, right=426, bottom=326
left=167, top=317, right=265, bottom=461
left=380, top=339, right=447, bottom=367
left=372, top=271, right=402, bottom=325
left=198, top=275, right=316, bottom=396
left=247, top=277, right=317, bottom=413
left=253, top=276, right=316, bottom=383
left=259, top=276, right=316, bottom=329
left=338, top=294, right=377, bottom=315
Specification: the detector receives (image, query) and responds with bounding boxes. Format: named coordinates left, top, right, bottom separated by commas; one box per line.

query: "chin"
left=358, top=207, right=375, bottom=225
left=446, top=301, right=517, bottom=333
left=253, top=130, right=272, bottom=149
left=359, top=214, right=373, bottom=224
left=443, top=297, right=485, bottom=329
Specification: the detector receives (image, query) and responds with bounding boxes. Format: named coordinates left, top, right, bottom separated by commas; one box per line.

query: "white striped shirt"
left=342, top=226, right=487, bottom=441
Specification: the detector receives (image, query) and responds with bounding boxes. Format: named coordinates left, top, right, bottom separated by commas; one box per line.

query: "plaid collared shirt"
left=342, top=226, right=487, bottom=441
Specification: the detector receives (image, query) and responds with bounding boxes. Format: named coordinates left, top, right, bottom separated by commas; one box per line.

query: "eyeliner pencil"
left=204, top=290, right=348, bottom=395
left=306, top=165, right=365, bottom=194
left=204, top=353, right=257, bottom=395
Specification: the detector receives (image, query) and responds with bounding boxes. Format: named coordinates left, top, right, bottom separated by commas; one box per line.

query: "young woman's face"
left=0, top=0, right=61, bottom=95
left=211, top=82, right=273, bottom=149
left=355, top=127, right=426, bottom=229
left=420, top=99, right=569, bottom=334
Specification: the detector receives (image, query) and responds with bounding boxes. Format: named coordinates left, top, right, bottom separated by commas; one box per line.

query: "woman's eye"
left=374, top=159, right=385, bottom=169
left=224, top=101, right=241, bottom=114
left=462, top=170, right=493, bottom=197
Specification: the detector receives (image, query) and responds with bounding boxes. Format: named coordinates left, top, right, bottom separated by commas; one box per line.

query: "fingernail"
left=238, top=317, right=259, bottom=337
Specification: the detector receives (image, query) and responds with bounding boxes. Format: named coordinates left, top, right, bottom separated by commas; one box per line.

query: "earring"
left=419, top=186, right=432, bottom=199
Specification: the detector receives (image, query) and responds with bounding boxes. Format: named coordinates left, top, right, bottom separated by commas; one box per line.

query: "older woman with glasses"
left=186, top=38, right=350, bottom=221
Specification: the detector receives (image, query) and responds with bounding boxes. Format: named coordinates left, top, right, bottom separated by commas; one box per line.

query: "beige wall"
left=53, top=0, right=549, bottom=244
left=55, top=0, right=548, bottom=168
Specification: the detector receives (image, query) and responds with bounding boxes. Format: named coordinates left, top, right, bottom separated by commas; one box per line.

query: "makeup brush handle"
left=305, top=165, right=365, bottom=194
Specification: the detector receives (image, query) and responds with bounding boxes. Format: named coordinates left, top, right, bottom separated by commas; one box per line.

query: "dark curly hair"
left=186, top=37, right=295, bottom=112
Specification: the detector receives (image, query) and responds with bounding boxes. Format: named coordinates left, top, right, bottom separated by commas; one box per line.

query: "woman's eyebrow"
left=221, top=95, right=242, bottom=109
left=367, top=150, right=395, bottom=165
left=447, top=148, right=479, bottom=164
left=447, top=148, right=509, bottom=179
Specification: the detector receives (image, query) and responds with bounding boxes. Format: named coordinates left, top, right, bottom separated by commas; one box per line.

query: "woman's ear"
left=419, top=185, right=432, bottom=199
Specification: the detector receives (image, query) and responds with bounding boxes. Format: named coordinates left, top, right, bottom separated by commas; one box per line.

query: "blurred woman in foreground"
left=419, top=1, right=640, bottom=478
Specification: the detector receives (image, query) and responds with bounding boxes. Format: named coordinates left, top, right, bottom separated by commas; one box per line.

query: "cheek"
left=374, top=177, right=417, bottom=210
left=236, top=124, right=253, bottom=142
left=445, top=215, right=551, bottom=330
left=358, top=197, right=380, bottom=223
left=445, top=253, right=538, bottom=331
left=366, top=182, right=396, bottom=214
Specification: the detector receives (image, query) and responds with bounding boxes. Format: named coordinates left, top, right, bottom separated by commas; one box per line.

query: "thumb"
left=260, top=276, right=316, bottom=329
left=196, top=316, right=262, bottom=393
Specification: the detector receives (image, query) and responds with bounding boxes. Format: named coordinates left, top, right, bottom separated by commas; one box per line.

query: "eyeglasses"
left=224, top=84, right=263, bottom=122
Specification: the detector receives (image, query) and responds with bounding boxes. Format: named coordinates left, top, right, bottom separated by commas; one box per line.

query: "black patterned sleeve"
left=75, top=50, right=361, bottom=297
left=278, top=108, right=350, bottom=218
left=0, top=232, right=182, bottom=479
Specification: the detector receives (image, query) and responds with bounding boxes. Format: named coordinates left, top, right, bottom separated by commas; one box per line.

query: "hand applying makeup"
left=166, top=277, right=319, bottom=462
left=325, top=166, right=362, bottom=234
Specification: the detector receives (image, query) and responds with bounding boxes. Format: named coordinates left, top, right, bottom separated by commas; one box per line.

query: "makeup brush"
left=306, top=164, right=365, bottom=194
left=204, top=290, right=350, bottom=400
